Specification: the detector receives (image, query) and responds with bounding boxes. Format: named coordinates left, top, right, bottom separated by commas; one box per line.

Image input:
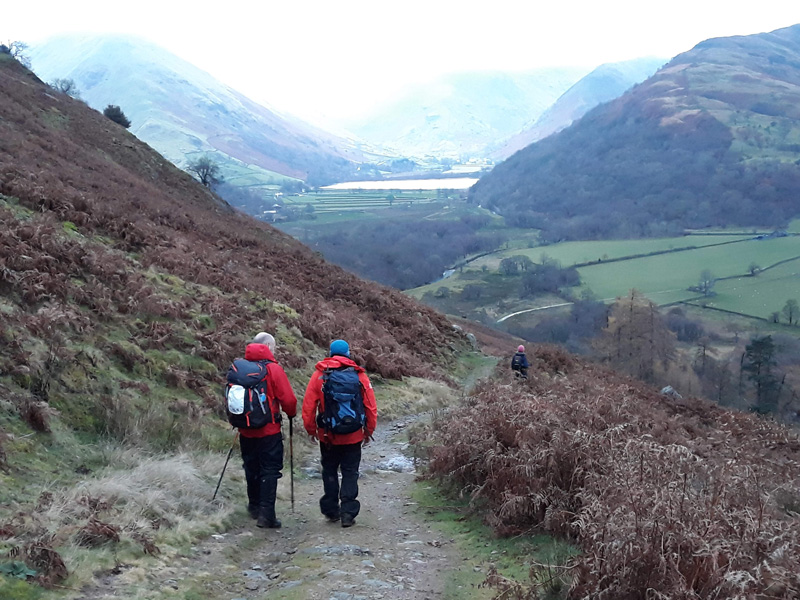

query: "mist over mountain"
left=27, top=35, right=372, bottom=186
left=472, top=24, right=800, bottom=240
left=492, top=56, right=666, bottom=159
left=343, top=67, right=591, bottom=159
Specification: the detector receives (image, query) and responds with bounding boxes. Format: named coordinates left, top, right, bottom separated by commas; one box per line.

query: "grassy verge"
left=412, top=482, right=577, bottom=600
left=0, top=344, right=480, bottom=597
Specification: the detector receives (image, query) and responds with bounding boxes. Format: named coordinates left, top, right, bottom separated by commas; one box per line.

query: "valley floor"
left=74, top=418, right=468, bottom=600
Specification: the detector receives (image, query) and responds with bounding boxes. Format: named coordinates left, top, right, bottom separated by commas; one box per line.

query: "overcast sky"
left=5, top=0, right=800, bottom=126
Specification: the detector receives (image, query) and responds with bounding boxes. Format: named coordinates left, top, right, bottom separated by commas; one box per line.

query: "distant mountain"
left=471, top=24, right=800, bottom=240
left=344, top=68, right=591, bottom=160
left=28, top=35, right=370, bottom=186
left=492, top=57, right=666, bottom=159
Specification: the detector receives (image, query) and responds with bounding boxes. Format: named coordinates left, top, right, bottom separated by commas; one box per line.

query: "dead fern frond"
left=24, top=539, right=68, bottom=588
left=73, top=517, right=120, bottom=547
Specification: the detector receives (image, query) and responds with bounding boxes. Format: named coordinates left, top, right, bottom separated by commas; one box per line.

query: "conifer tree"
left=742, top=335, right=780, bottom=413
left=595, top=289, right=675, bottom=383
left=103, top=105, right=131, bottom=128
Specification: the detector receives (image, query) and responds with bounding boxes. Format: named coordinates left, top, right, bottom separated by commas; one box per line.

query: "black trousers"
left=240, top=433, right=283, bottom=519
left=319, top=442, right=361, bottom=518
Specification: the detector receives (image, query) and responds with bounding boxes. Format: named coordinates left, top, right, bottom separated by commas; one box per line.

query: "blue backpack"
left=317, top=367, right=366, bottom=435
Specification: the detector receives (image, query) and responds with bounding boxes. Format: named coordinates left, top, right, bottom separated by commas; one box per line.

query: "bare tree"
left=50, top=78, right=81, bottom=99
left=499, top=257, right=519, bottom=275
left=694, top=336, right=716, bottom=374
left=782, top=299, right=799, bottom=325
left=187, top=156, right=221, bottom=188
left=697, top=269, right=716, bottom=297
left=2, top=40, right=31, bottom=67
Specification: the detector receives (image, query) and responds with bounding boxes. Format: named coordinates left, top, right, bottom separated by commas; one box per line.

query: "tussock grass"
left=376, top=376, right=457, bottom=421
left=50, top=452, right=224, bottom=523
left=3, top=449, right=236, bottom=590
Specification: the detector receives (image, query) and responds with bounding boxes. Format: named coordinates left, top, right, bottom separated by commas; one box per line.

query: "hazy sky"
left=5, top=0, right=800, bottom=126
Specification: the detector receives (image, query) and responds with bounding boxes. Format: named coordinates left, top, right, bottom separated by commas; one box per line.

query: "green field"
left=184, top=150, right=294, bottom=188
left=410, top=233, right=800, bottom=323
left=694, top=260, right=800, bottom=318
left=275, top=196, right=495, bottom=239
left=471, top=234, right=754, bottom=271
left=281, top=189, right=445, bottom=214
left=576, top=236, right=800, bottom=303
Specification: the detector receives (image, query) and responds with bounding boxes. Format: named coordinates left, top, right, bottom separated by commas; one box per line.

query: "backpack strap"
left=320, top=367, right=333, bottom=410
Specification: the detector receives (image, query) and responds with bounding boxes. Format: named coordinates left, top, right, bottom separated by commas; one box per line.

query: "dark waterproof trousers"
left=240, top=433, right=283, bottom=521
left=319, top=442, right=361, bottom=519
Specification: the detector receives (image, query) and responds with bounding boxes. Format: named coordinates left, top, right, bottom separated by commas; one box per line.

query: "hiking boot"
left=256, top=505, right=281, bottom=529
left=257, top=515, right=282, bottom=529
left=341, top=514, right=355, bottom=528
left=324, top=512, right=340, bottom=523
left=247, top=504, right=259, bottom=520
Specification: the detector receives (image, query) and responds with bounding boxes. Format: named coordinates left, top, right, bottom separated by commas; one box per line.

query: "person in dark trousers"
left=511, top=344, right=530, bottom=379
left=302, top=339, right=377, bottom=527
left=237, top=332, right=297, bottom=529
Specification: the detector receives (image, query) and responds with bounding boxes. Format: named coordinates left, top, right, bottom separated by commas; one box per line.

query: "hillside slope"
left=0, top=53, right=465, bottom=424
left=429, top=346, right=800, bottom=598
left=491, top=56, right=665, bottom=159
left=471, top=24, right=800, bottom=240
left=344, top=67, right=590, bottom=159
left=0, top=53, right=473, bottom=594
left=28, top=35, right=370, bottom=186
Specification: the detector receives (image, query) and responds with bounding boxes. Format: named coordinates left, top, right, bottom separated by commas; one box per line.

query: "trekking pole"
left=212, top=430, right=239, bottom=501
left=289, top=417, right=295, bottom=512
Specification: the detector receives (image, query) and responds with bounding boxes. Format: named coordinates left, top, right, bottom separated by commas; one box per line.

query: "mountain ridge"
left=344, top=67, right=592, bottom=159
left=491, top=56, right=666, bottom=159
left=471, top=23, right=800, bottom=240
left=27, top=34, right=372, bottom=186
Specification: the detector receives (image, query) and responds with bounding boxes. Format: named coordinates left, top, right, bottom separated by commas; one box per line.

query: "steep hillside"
left=428, top=346, right=800, bottom=598
left=471, top=24, right=800, bottom=240
left=0, top=54, right=466, bottom=424
left=492, top=56, right=665, bottom=159
left=0, top=53, right=474, bottom=593
left=344, top=67, right=590, bottom=159
left=28, top=35, right=371, bottom=186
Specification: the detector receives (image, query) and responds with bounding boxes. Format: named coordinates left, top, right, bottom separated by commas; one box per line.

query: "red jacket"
left=238, top=343, right=297, bottom=438
left=302, top=356, right=377, bottom=445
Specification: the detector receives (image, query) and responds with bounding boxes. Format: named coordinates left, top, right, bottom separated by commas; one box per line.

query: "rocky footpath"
left=78, top=418, right=460, bottom=600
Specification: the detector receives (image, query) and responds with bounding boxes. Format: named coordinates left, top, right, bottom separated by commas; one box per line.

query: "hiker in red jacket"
left=237, top=332, right=297, bottom=529
left=302, top=339, right=377, bottom=527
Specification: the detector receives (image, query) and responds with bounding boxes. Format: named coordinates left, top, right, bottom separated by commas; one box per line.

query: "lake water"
left=322, top=177, right=479, bottom=191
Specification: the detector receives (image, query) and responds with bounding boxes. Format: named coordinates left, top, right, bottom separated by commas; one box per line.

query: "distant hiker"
left=225, top=332, right=297, bottom=529
left=302, top=339, right=377, bottom=528
left=511, top=344, right=529, bottom=379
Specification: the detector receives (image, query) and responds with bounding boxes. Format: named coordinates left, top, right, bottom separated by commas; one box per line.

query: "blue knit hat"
left=329, top=339, right=350, bottom=358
